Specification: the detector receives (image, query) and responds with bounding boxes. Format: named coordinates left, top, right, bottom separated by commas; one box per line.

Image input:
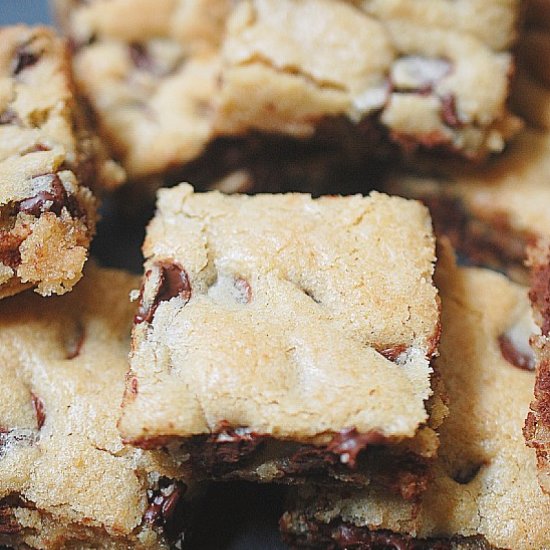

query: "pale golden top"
left=120, top=184, right=439, bottom=445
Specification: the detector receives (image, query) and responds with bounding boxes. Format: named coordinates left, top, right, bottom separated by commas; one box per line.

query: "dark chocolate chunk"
left=13, top=48, right=39, bottom=76
left=327, top=428, right=388, bottom=468
left=18, top=174, right=68, bottom=217
left=135, top=262, right=192, bottom=324
left=143, top=478, right=187, bottom=540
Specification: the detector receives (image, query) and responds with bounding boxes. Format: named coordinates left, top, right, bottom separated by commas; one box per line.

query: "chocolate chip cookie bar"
left=0, top=26, right=123, bottom=299
left=281, top=253, right=549, bottom=550
left=119, top=183, right=442, bottom=491
left=525, top=240, right=550, bottom=494
left=0, top=265, right=192, bottom=549
left=385, top=129, right=550, bottom=283
left=53, top=0, right=521, bottom=190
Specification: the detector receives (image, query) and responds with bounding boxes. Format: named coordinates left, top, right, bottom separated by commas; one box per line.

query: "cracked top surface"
left=120, top=184, right=439, bottom=445
left=0, top=26, right=123, bottom=298
left=54, top=0, right=520, bottom=181
left=0, top=265, right=186, bottom=549
left=285, top=256, right=549, bottom=550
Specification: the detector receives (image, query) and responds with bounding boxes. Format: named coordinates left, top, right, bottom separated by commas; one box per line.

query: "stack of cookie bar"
left=1, top=0, right=550, bottom=548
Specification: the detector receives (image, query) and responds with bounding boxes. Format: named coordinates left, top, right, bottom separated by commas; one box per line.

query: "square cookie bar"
left=0, top=265, right=193, bottom=550
left=0, top=26, right=123, bottom=299
left=281, top=254, right=549, bottom=550
left=385, top=129, right=550, bottom=283
left=119, top=184, right=442, bottom=493
left=54, top=0, right=520, bottom=190
left=525, top=239, right=550, bottom=494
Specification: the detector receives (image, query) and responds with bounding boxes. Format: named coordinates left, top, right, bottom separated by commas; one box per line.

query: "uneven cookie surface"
left=54, top=0, right=520, bottom=187
left=0, top=265, right=191, bottom=549
left=385, top=129, right=550, bottom=283
left=282, top=256, right=549, bottom=550
left=120, top=184, right=440, bottom=486
left=0, top=26, right=123, bottom=298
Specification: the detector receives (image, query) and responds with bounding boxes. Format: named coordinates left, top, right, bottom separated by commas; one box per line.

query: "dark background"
left=0, top=2, right=287, bottom=548
left=0, top=2, right=51, bottom=25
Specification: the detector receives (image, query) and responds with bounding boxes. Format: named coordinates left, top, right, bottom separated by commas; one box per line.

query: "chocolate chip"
left=144, top=478, right=187, bottom=536
left=129, top=43, right=153, bottom=72
left=31, top=393, right=46, bottom=430
left=135, top=262, right=192, bottom=324
left=498, top=334, right=536, bottom=371
left=13, top=49, right=39, bottom=76
left=377, top=344, right=408, bottom=362
left=18, top=174, right=68, bottom=217
left=327, top=428, right=388, bottom=468
left=440, top=94, right=462, bottom=128
left=0, top=231, right=24, bottom=269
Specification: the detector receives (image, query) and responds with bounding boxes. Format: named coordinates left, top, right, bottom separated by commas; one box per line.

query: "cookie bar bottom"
left=279, top=514, right=497, bottom=550
left=167, top=116, right=392, bottom=196
left=135, top=428, right=431, bottom=499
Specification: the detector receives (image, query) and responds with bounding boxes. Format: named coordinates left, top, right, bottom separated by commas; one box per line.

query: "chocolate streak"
left=181, top=424, right=428, bottom=498
left=279, top=516, right=495, bottom=550
left=0, top=174, right=86, bottom=270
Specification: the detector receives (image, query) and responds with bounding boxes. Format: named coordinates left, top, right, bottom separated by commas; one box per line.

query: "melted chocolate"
left=13, top=49, right=38, bottom=76
left=327, top=429, right=388, bottom=468
left=143, top=478, right=190, bottom=543
left=31, top=393, right=46, bottom=430
left=187, top=422, right=266, bottom=477
left=18, top=174, right=68, bottom=217
left=135, top=262, right=192, bottom=324
left=280, top=516, right=493, bottom=549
